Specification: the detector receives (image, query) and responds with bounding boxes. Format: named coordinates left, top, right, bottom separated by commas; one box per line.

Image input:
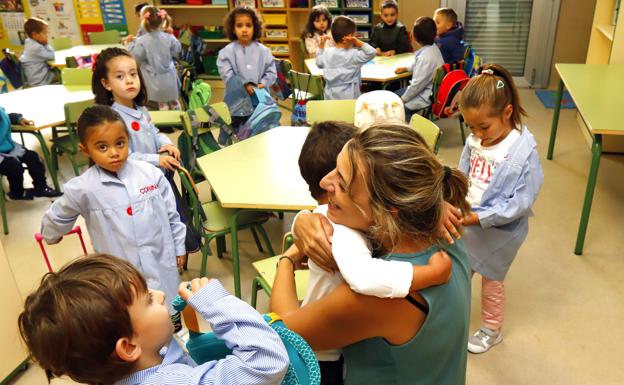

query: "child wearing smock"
left=317, top=16, right=376, bottom=100
left=19, top=18, right=57, bottom=87
left=302, top=5, right=335, bottom=57
left=40, top=105, right=186, bottom=329
left=395, top=17, right=444, bottom=120
left=128, top=6, right=181, bottom=110
left=458, top=65, right=543, bottom=354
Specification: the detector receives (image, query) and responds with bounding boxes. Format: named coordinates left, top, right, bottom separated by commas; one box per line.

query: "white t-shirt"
left=466, top=129, right=521, bottom=207
left=294, top=204, right=413, bottom=361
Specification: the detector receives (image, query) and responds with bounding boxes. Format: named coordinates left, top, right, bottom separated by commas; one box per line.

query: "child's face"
left=380, top=7, right=398, bottom=26
left=434, top=13, right=453, bottom=36
left=234, top=14, right=254, bottom=45
left=462, top=105, right=514, bottom=147
left=32, top=25, right=49, bottom=45
left=313, top=14, right=329, bottom=33
left=79, top=120, right=129, bottom=173
left=128, top=289, right=173, bottom=354
left=320, top=144, right=373, bottom=232
left=101, top=55, right=141, bottom=106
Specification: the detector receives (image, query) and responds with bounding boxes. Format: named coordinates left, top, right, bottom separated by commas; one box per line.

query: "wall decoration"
left=29, top=0, right=82, bottom=43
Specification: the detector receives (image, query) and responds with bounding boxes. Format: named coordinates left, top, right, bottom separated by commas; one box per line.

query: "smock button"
left=131, top=121, right=140, bottom=131
left=126, top=206, right=133, bottom=216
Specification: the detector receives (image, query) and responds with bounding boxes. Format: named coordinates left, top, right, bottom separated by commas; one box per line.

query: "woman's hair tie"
left=443, top=166, right=452, bottom=183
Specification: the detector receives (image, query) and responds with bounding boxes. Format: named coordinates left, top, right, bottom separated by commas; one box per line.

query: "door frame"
left=442, top=0, right=561, bottom=88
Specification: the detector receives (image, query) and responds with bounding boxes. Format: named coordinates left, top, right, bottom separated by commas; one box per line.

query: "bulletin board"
left=29, top=0, right=82, bottom=44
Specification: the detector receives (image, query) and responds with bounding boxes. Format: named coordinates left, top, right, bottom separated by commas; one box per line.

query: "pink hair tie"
left=157, top=9, right=167, bottom=19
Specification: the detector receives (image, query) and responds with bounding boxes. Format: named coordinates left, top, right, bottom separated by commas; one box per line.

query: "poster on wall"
left=28, top=0, right=83, bottom=44
left=74, top=0, right=103, bottom=42
left=100, top=0, right=127, bottom=36
left=0, top=0, right=24, bottom=12
left=0, top=11, right=25, bottom=45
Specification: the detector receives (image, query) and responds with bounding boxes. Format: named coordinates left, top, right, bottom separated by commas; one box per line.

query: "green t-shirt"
left=343, top=240, right=471, bottom=385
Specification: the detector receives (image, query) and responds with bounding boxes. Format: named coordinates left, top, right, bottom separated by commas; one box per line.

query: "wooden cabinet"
left=586, top=0, right=623, bottom=64
left=0, top=242, right=29, bottom=383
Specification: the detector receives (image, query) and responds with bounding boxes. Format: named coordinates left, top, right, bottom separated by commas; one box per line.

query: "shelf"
left=202, top=38, right=230, bottom=43
left=355, top=23, right=371, bottom=27
left=262, top=37, right=289, bottom=42
left=289, top=8, right=311, bottom=12
left=344, top=7, right=371, bottom=11
left=273, top=52, right=290, bottom=57
left=158, top=4, right=228, bottom=9
left=289, top=37, right=301, bottom=42
left=258, top=7, right=287, bottom=11
left=597, top=23, right=616, bottom=41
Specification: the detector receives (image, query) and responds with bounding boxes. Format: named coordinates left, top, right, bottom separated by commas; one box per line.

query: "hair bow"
left=157, top=9, right=167, bottom=19
left=91, top=53, right=99, bottom=72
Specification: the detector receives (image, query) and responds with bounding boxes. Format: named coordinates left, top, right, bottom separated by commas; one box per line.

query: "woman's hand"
left=178, top=277, right=211, bottom=301
left=159, top=154, right=180, bottom=171
left=159, top=144, right=181, bottom=161
left=293, top=212, right=337, bottom=272
left=438, top=201, right=463, bottom=243
left=283, top=244, right=308, bottom=270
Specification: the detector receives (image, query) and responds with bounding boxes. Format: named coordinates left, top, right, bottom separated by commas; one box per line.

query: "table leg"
left=230, top=209, right=241, bottom=298
left=547, top=79, right=565, bottom=160
left=574, top=134, right=602, bottom=255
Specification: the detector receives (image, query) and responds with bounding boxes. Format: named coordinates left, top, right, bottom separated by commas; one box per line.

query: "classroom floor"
left=5, top=87, right=624, bottom=385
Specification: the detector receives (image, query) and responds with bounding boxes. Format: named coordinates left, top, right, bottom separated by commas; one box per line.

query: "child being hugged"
left=18, top=254, right=289, bottom=385
left=128, top=6, right=182, bottom=110
left=316, top=16, right=376, bottom=100
left=370, top=0, right=410, bottom=57
left=40, top=105, right=186, bottom=331
left=217, top=7, right=276, bottom=125
left=433, top=7, right=465, bottom=64
left=458, top=64, right=544, bottom=354
left=302, top=5, right=335, bottom=58
left=19, top=18, right=57, bottom=87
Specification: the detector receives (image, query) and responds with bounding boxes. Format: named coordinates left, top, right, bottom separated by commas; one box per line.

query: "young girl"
left=458, top=64, right=544, bottom=354
left=302, top=5, right=335, bottom=58
left=217, top=7, right=276, bottom=124
left=128, top=6, right=181, bottom=110
left=40, top=105, right=186, bottom=330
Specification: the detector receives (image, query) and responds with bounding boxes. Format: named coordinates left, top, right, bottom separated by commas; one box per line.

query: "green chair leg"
left=250, top=226, right=264, bottom=253
left=574, top=134, right=602, bottom=255
left=255, top=224, right=275, bottom=256
left=0, top=187, right=8, bottom=235
left=68, top=153, right=80, bottom=176
left=216, top=235, right=226, bottom=258
left=251, top=277, right=260, bottom=308
left=199, top=239, right=212, bottom=278
left=230, top=210, right=242, bottom=298
left=458, top=115, right=466, bottom=145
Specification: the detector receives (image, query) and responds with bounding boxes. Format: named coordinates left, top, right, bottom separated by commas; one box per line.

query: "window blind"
left=464, top=0, right=533, bottom=76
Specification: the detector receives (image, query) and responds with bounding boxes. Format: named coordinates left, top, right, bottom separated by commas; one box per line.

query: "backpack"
left=271, top=59, right=292, bottom=101
left=461, top=43, right=483, bottom=78
left=188, top=79, right=212, bottom=110
left=236, top=87, right=282, bottom=140
left=431, top=63, right=469, bottom=119
left=354, top=90, right=405, bottom=129
left=0, top=49, right=23, bottom=89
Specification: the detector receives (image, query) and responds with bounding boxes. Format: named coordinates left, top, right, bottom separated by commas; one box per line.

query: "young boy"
left=287, top=121, right=452, bottom=384
left=369, top=0, right=410, bottom=56
left=0, top=106, right=60, bottom=199
left=18, top=254, right=289, bottom=384
left=433, top=7, right=465, bottom=64
left=316, top=16, right=376, bottom=100
left=394, top=17, right=444, bottom=121
left=19, top=17, right=57, bottom=87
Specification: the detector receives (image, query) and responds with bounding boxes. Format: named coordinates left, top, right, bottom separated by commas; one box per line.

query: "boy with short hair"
left=369, top=0, right=410, bottom=56
left=433, top=7, right=465, bottom=64
left=316, top=16, right=376, bottom=100
left=19, top=17, right=57, bottom=87
left=18, top=254, right=289, bottom=385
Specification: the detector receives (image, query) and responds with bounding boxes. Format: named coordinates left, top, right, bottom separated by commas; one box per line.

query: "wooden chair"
left=51, top=99, right=94, bottom=176
left=250, top=233, right=309, bottom=308
left=61, top=68, right=92, bottom=87
left=306, top=99, right=356, bottom=125
left=409, top=113, right=442, bottom=153
left=88, top=30, right=120, bottom=44
left=177, top=167, right=275, bottom=297
left=50, top=37, right=72, bottom=50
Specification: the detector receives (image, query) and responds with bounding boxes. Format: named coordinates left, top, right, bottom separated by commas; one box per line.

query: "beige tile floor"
left=4, top=88, right=624, bottom=385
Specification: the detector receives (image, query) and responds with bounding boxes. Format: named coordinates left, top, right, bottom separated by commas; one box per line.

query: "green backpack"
left=188, top=80, right=212, bottom=110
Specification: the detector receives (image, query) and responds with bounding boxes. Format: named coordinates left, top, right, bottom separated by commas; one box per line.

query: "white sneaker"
left=467, top=327, right=502, bottom=354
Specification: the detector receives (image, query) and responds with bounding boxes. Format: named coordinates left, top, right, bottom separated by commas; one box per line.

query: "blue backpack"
left=237, top=87, right=282, bottom=140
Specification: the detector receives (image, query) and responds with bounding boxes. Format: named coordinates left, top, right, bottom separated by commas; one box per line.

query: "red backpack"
left=431, top=63, right=470, bottom=119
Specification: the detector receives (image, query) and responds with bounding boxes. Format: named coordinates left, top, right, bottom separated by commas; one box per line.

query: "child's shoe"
left=467, top=327, right=502, bottom=354
left=7, top=189, right=34, bottom=200
left=33, top=186, right=62, bottom=198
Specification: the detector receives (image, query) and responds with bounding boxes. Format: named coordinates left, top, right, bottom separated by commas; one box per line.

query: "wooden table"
left=197, top=126, right=317, bottom=296
left=305, top=52, right=414, bottom=86
left=547, top=63, right=624, bottom=255
left=52, top=44, right=123, bottom=68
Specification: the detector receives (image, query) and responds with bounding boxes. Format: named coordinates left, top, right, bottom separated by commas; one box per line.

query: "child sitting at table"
left=302, top=5, right=335, bottom=58
left=434, top=7, right=465, bottom=64
left=0, top=106, right=60, bottom=199
left=316, top=16, right=376, bottom=100
left=370, top=0, right=410, bottom=57
left=19, top=17, right=57, bottom=87
left=395, top=17, right=444, bottom=121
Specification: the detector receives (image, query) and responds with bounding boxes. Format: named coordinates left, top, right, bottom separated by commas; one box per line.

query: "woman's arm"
left=269, top=247, right=302, bottom=317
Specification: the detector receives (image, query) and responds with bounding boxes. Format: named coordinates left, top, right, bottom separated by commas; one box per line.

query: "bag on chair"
left=354, top=90, right=405, bottom=129
left=431, top=64, right=470, bottom=119
left=236, top=87, right=282, bottom=140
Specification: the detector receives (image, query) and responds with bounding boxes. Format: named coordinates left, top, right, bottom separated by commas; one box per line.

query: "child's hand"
left=20, top=118, right=34, bottom=126
left=165, top=27, right=174, bottom=34
left=438, top=201, right=463, bottom=244
left=159, top=144, right=180, bottom=161
left=178, top=277, right=212, bottom=301
left=177, top=254, right=187, bottom=274
left=375, top=47, right=382, bottom=56
left=427, top=250, right=452, bottom=285
left=383, top=50, right=396, bottom=57
left=395, top=67, right=408, bottom=74
left=257, top=83, right=265, bottom=89
left=159, top=154, right=180, bottom=171
left=319, top=34, right=329, bottom=49
left=122, top=35, right=135, bottom=44
left=245, top=83, right=255, bottom=96
left=463, top=211, right=480, bottom=226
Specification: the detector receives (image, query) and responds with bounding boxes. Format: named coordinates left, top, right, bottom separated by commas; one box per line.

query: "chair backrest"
left=288, top=70, right=324, bottom=103
left=306, top=99, right=356, bottom=125
left=50, top=37, right=72, bottom=50
left=64, top=99, right=95, bottom=148
left=61, top=68, right=92, bottom=86
left=88, top=30, right=120, bottom=44
left=409, top=114, right=441, bottom=153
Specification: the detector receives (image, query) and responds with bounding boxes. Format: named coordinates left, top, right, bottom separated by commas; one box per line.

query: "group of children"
left=9, top=3, right=545, bottom=385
